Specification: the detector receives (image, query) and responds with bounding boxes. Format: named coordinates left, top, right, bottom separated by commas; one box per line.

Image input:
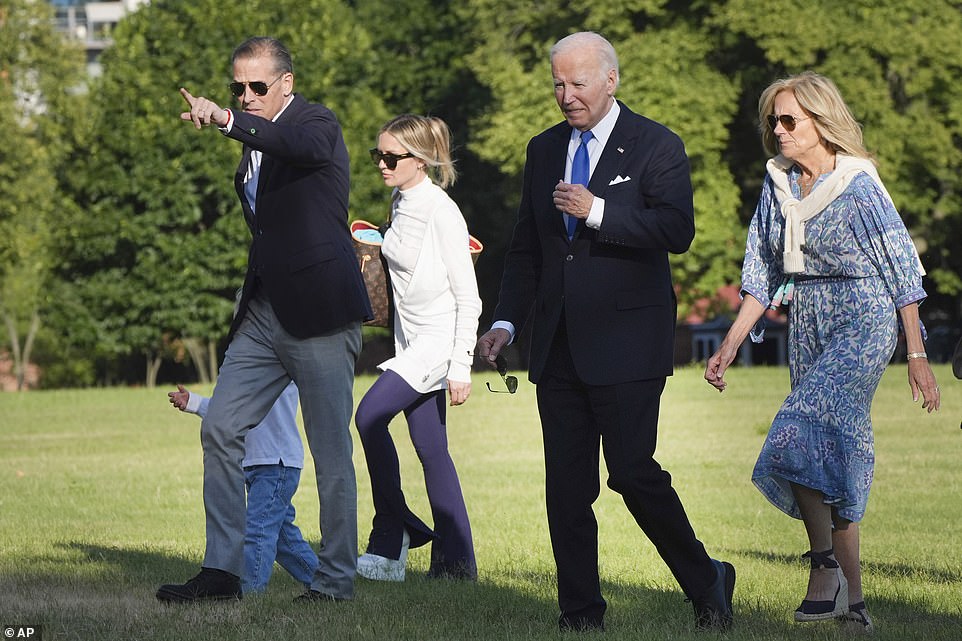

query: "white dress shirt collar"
left=244, top=95, right=296, bottom=213
left=567, top=98, right=620, bottom=149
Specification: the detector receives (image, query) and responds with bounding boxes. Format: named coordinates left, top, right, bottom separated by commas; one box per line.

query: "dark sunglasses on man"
left=369, top=148, right=416, bottom=171
left=486, top=354, right=518, bottom=394
left=228, top=73, right=285, bottom=98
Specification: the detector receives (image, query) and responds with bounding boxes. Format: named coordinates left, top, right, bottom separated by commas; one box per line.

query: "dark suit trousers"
left=536, top=318, right=715, bottom=624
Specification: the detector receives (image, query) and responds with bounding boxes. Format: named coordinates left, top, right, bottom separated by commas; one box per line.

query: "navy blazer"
left=494, top=102, right=695, bottom=385
left=225, top=94, right=371, bottom=339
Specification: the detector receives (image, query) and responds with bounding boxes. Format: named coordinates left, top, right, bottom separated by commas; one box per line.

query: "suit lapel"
left=256, top=154, right=273, bottom=204
left=562, top=104, right=636, bottom=240
left=237, top=146, right=255, bottom=230
left=588, top=105, right=635, bottom=198
left=250, top=95, right=303, bottom=214
left=546, top=125, right=570, bottom=237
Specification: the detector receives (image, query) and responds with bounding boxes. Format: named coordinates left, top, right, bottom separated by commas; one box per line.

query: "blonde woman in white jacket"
left=355, top=114, right=482, bottom=582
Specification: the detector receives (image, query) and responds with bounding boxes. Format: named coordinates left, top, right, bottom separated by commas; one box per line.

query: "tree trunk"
left=183, top=337, right=211, bottom=384
left=145, top=352, right=163, bottom=389
left=3, top=312, right=22, bottom=389
left=3, top=309, right=39, bottom=391
left=208, top=339, right=219, bottom=384
left=19, top=312, right=40, bottom=391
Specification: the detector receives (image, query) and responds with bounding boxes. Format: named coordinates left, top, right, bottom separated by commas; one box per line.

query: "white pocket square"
left=608, top=175, right=631, bottom=186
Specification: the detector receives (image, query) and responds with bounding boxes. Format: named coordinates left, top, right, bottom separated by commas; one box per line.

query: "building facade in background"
left=49, top=0, right=145, bottom=75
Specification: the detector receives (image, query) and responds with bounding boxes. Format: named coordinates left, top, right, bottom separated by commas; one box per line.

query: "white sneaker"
left=356, top=530, right=409, bottom=582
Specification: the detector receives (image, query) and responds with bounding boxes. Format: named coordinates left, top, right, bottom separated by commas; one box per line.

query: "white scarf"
left=766, top=153, right=896, bottom=274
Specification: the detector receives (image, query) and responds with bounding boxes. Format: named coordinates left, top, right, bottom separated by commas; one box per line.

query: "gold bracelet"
left=906, top=352, right=928, bottom=360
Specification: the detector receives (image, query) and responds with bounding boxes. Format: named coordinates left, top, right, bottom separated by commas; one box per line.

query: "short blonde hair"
left=758, top=71, right=873, bottom=163
left=378, top=114, right=457, bottom=189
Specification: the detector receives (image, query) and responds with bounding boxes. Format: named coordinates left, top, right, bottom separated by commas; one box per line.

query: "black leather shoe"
left=558, top=614, right=605, bottom=633
left=692, top=559, right=735, bottom=631
left=156, top=568, right=242, bottom=603
left=293, top=589, right=342, bottom=603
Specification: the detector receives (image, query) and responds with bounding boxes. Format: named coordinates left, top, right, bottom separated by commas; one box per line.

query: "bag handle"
left=378, top=189, right=399, bottom=236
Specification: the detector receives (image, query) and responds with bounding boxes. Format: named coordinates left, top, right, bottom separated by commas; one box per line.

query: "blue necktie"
left=568, top=130, right=593, bottom=239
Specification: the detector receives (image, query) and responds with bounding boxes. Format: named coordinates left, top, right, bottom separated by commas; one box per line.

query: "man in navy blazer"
left=477, top=32, right=735, bottom=631
left=159, top=37, right=371, bottom=603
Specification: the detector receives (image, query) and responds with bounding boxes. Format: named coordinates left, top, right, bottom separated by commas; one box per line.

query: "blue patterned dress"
left=741, top=167, right=925, bottom=522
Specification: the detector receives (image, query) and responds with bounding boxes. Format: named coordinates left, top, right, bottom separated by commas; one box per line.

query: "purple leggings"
left=354, top=370, right=476, bottom=578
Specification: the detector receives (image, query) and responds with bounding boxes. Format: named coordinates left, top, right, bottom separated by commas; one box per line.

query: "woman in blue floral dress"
left=704, top=72, right=940, bottom=633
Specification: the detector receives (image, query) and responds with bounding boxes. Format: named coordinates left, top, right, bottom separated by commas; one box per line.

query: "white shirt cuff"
left=219, top=108, right=234, bottom=133
left=491, top=321, right=516, bottom=344
left=185, top=392, right=203, bottom=414
left=585, top=196, right=604, bottom=229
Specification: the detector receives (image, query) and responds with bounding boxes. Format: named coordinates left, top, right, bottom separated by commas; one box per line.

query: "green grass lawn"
left=0, top=364, right=959, bottom=640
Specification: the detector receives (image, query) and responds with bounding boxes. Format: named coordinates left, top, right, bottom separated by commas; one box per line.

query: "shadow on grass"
left=63, top=541, right=200, bottom=582
left=19, top=542, right=565, bottom=638
left=5, top=543, right=741, bottom=637
left=8, top=542, right=956, bottom=639
left=737, top=547, right=962, bottom=584
left=728, top=547, right=962, bottom=638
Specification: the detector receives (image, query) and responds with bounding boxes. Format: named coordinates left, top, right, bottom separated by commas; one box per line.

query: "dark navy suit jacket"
left=494, top=102, right=695, bottom=385
left=225, top=94, right=371, bottom=340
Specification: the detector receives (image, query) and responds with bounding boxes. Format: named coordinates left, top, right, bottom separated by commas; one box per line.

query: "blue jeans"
left=243, top=464, right=318, bottom=593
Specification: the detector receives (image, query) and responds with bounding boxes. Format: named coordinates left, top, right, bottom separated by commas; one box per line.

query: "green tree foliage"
left=61, top=0, right=391, bottom=385
left=354, top=0, right=516, bottom=327
left=716, top=0, right=962, bottom=311
left=34, top=0, right=962, bottom=386
left=0, top=0, right=86, bottom=389
left=64, top=0, right=243, bottom=386
left=463, top=0, right=745, bottom=316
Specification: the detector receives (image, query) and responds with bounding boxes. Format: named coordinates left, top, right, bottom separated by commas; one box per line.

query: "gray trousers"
left=200, top=293, right=361, bottom=598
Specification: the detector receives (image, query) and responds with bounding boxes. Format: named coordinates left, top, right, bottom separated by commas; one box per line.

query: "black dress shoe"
left=558, top=613, right=605, bottom=632
left=293, top=589, right=341, bottom=603
left=692, top=559, right=735, bottom=631
left=156, top=568, right=242, bottom=603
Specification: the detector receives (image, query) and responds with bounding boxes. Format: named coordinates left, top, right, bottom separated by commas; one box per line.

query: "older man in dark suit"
left=477, top=31, right=735, bottom=632
left=159, top=36, right=371, bottom=603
